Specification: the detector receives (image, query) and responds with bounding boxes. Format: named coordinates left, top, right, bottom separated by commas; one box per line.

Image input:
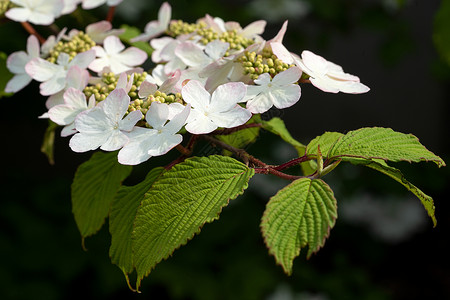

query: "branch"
left=21, top=22, right=46, bottom=44
left=106, top=6, right=116, bottom=23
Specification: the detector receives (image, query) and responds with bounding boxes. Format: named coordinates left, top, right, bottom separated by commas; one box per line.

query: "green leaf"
left=119, top=25, right=153, bottom=57
left=132, top=155, right=255, bottom=289
left=261, top=178, right=337, bottom=275
left=0, top=52, right=13, bottom=98
left=40, top=121, right=58, bottom=165
left=109, top=167, right=164, bottom=280
left=359, top=159, right=437, bottom=227
left=72, top=152, right=132, bottom=241
left=433, top=0, right=450, bottom=66
left=216, top=116, right=260, bottom=155
left=261, top=117, right=316, bottom=175
left=306, top=127, right=445, bottom=167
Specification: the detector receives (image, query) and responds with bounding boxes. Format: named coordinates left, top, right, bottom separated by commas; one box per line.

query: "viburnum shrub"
left=2, top=1, right=446, bottom=291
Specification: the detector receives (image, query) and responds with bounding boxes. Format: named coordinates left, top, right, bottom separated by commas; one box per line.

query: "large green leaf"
left=359, top=159, right=438, bottom=227
left=72, top=151, right=132, bottom=241
left=306, top=127, right=445, bottom=167
left=216, top=116, right=260, bottom=155
left=109, top=167, right=164, bottom=281
left=261, top=178, right=337, bottom=275
left=132, top=155, right=255, bottom=289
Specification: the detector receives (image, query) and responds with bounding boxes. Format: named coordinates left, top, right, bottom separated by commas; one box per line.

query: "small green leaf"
left=216, top=117, right=260, bottom=155
left=132, top=155, right=254, bottom=289
left=359, top=159, right=437, bottom=227
left=109, top=167, right=164, bottom=278
left=0, top=52, right=13, bottom=98
left=261, top=117, right=315, bottom=175
left=40, top=121, right=58, bottom=165
left=119, top=25, right=153, bottom=56
left=72, top=151, right=132, bottom=241
left=261, top=178, right=337, bottom=275
left=307, top=127, right=445, bottom=167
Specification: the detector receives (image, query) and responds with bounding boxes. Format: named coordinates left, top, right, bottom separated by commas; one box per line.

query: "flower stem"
left=21, top=22, right=45, bottom=44
left=106, top=6, right=116, bottom=23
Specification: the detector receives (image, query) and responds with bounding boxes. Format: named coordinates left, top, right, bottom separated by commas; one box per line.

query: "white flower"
left=45, top=65, right=90, bottom=109
left=25, top=50, right=96, bottom=96
left=5, top=0, right=64, bottom=25
left=89, top=36, right=148, bottom=74
left=130, top=2, right=171, bottom=42
left=243, top=67, right=302, bottom=114
left=181, top=80, right=251, bottom=134
left=67, top=21, right=125, bottom=44
left=81, top=0, right=123, bottom=10
left=69, top=88, right=142, bottom=152
left=294, top=50, right=370, bottom=94
left=118, top=102, right=191, bottom=165
left=5, top=35, right=40, bottom=93
left=175, top=40, right=229, bottom=69
left=48, top=87, right=96, bottom=137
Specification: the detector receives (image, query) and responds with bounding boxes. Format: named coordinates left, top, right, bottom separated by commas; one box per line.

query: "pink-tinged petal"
left=116, top=47, right=147, bottom=66
left=301, top=50, right=328, bottom=76
left=146, top=102, right=169, bottom=129
left=88, top=57, right=108, bottom=73
left=82, top=0, right=106, bottom=10
left=7, top=51, right=28, bottom=73
left=27, top=35, right=40, bottom=58
left=66, top=66, right=89, bottom=90
left=116, top=73, right=134, bottom=93
left=164, top=104, right=190, bottom=134
left=240, top=20, right=266, bottom=39
left=119, top=110, right=142, bottom=132
left=333, top=81, right=370, bottom=94
left=39, top=72, right=67, bottom=95
left=272, top=67, right=302, bottom=85
left=61, top=123, right=77, bottom=137
left=185, top=113, right=217, bottom=134
left=104, top=35, right=125, bottom=54
left=25, top=57, right=60, bottom=81
left=102, top=89, right=130, bottom=121
left=158, top=69, right=181, bottom=94
left=268, top=20, right=288, bottom=43
left=210, top=82, right=247, bottom=113
left=175, top=42, right=209, bottom=68
left=5, top=8, right=31, bottom=22
left=91, top=45, right=107, bottom=58
left=246, top=94, right=274, bottom=114
left=309, top=77, right=340, bottom=93
left=150, top=37, right=173, bottom=62
left=242, top=84, right=263, bottom=103
left=70, top=50, right=96, bottom=69
left=46, top=92, right=64, bottom=109
left=204, top=40, right=229, bottom=60
left=100, top=130, right=128, bottom=151
left=5, top=74, right=32, bottom=93
left=253, top=73, right=271, bottom=86
left=48, top=105, right=79, bottom=125
left=167, top=102, right=185, bottom=120
left=138, top=81, right=158, bottom=98
left=74, top=108, right=110, bottom=133
left=86, top=20, right=111, bottom=35
left=270, top=84, right=301, bottom=109
left=63, top=87, right=87, bottom=108
left=181, top=80, right=211, bottom=110
left=211, top=106, right=252, bottom=128
left=69, top=131, right=107, bottom=152
left=271, top=42, right=294, bottom=65
left=159, top=2, right=171, bottom=26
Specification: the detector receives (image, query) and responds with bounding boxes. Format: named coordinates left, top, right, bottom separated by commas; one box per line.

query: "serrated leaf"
left=261, top=178, right=337, bottom=275
left=358, top=159, right=437, bottom=227
left=72, top=151, right=132, bottom=240
left=307, top=127, right=445, bottom=167
left=119, top=25, right=153, bottom=56
left=306, top=132, right=344, bottom=157
left=109, top=167, right=164, bottom=277
left=132, top=155, right=255, bottom=289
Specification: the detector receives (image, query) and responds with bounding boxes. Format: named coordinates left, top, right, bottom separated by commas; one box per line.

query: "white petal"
left=163, top=104, right=190, bottom=134
left=204, top=40, right=229, bottom=60
left=100, top=130, right=128, bottom=151
left=240, top=20, right=266, bottom=39
left=63, top=87, right=88, bottom=109
left=185, top=113, right=217, bottom=134
left=66, top=66, right=89, bottom=90
left=181, top=80, right=211, bottom=111
left=26, top=35, right=40, bottom=58
left=61, top=123, right=78, bottom=137
left=210, top=105, right=252, bottom=128
left=25, top=57, right=61, bottom=81
left=246, top=93, right=274, bottom=114
left=309, top=77, right=340, bottom=93
left=270, top=84, right=301, bottom=109
left=5, top=8, right=31, bottom=23
left=147, top=133, right=182, bottom=157
left=118, top=127, right=157, bottom=165
left=158, top=2, right=171, bottom=28
left=210, top=82, right=246, bottom=113
left=39, top=71, right=67, bottom=95
left=272, top=67, right=302, bottom=85
left=119, top=110, right=142, bottom=131
left=70, top=50, right=96, bottom=69
left=69, top=131, right=106, bottom=152
left=5, top=74, right=32, bottom=93
left=103, top=36, right=125, bottom=54
left=301, top=50, right=328, bottom=76
left=270, top=42, right=294, bottom=65
left=175, top=42, right=209, bottom=68
left=102, top=89, right=130, bottom=122
left=7, top=51, right=28, bottom=74
left=48, top=105, right=78, bottom=125
left=146, top=102, right=169, bottom=129
left=115, top=47, right=147, bottom=67
left=138, top=81, right=158, bottom=98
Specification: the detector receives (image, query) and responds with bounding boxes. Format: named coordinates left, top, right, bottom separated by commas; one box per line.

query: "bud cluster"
left=47, top=31, right=96, bottom=63
left=239, top=50, right=294, bottom=80
left=128, top=91, right=183, bottom=118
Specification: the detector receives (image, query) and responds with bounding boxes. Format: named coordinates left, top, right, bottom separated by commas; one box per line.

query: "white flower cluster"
left=5, top=1, right=370, bottom=166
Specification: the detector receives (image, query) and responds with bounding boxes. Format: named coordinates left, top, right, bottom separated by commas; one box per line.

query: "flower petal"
left=181, top=80, right=211, bottom=111
left=210, top=82, right=246, bottom=113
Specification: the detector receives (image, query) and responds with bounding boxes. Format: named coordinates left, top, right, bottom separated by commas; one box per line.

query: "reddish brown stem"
left=212, top=123, right=262, bottom=135
left=21, top=22, right=46, bottom=44
left=106, top=6, right=116, bottom=23
left=299, top=78, right=311, bottom=84
left=272, top=155, right=312, bottom=171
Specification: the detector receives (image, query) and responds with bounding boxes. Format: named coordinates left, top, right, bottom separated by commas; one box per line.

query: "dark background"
left=1, top=0, right=449, bottom=299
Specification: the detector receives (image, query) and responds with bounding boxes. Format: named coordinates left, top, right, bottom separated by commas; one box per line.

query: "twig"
left=106, top=6, right=116, bottom=23
left=21, top=22, right=46, bottom=44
